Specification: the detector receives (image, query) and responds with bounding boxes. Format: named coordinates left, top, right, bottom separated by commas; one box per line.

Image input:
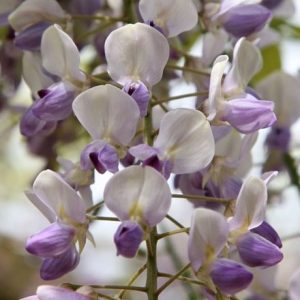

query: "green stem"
left=156, top=263, right=191, bottom=295
left=156, top=228, right=189, bottom=240
left=86, top=201, right=104, bottom=213
left=152, top=92, right=208, bottom=106
left=166, top=214, right=186, bottom=229
left=158, top=272, right=205, bottom=286
left=146, top=227, right=158, bottom=300
left=87, top=216, right=119, bottom=222
left=172, top=193, right=231, bottom=204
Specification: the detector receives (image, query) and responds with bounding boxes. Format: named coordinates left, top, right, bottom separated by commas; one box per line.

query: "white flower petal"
left=256, top=71, right=300, bottom=126
left=104, top=166, right=171, bottom=227
left=207, top=55, right=228, bottom=121
left=188, top=208, right=229, bottom=272
left=41, top=24, right=84, bottom=82
left=104, top=23, right=169, bottom=86
left=23, top=52, right=54, bottom=96
left=223, top=38, right=262, bottom=95
left=139, top=0, right=198, bottom=37
left=229, top=176, right=267, bottom=232
left=8, top=0, right=65, bottom=32
left=37, top=285, right=88, bottom=300
left=72, top=84, right=140, bottom=145
left=32, top=170, right=86, bottom=223
left=289, top=268, right=300, bottom=300
left=154, top=109, right=215, bottom=174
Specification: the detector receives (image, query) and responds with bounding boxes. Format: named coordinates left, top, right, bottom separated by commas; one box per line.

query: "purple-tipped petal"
left=80, top=140, right=119, bottom=174
left=251, top=221, right=282, bottom=248
left=210, top=259, right=253, bottom=295
left=26, top=222, right=75, bottom=257
left=114, top=220, right=144, bottom=258
left=266, top=126, right=291, bottom=152
left=222, top=94, right=276, bottom=134
left=223, top=5, right=272, bottom=38
left=32, top=82, right=75, bottom=121
left=20, top=106, right=57, bottom=137
left=123, top=81, right=150, bottom=117
left=40, top=246, right=80, bottom=280
left=237, top=232, right=283, bottom=267
left=14, top=22, right=50, bottom=51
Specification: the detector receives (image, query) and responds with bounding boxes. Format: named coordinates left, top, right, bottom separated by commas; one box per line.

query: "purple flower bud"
left=223, top=5, right=272, bottom=38
left=221, top=95, right=276, bottom=134
left=251, top=221, right=282, bottom=248
left=261, top=0, right=283, bottom=10
left=40, top=246, right=80, bottom=280
left=114, top=221, right=144, bottom=258
left=32, top=82, right=75, bottom=122
left=123, top=81, right=150, bottom=117
left=20, top=106, right=57, bottom=137
left=26, top=222, right=75, bottom=257
left=14, top=22, right=50, bottom=51
left=265, top=126, right=291, bottom=152
left=70, top=0, right=102, bottom=15
left=210, top=259, right=253, bottom=295
left=81, top=140, right=119, bottom=174
left=237, top=232, right=283, bottom=267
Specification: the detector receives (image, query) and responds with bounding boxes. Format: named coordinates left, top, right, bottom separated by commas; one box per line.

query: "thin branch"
left=158, top=272, right=204, bottom=287
left=166, top=64, right=210, bottom=76
left=90, top=284, right=147, bottom=292
left=156, top=228, right=189, bottom=240
left=166, top=214, right=186, bottom=229
left=156, top=263, right=191, bottom=295
left=87, top=215, right=119, bottom=222
left=152, top=92, right=208, bottom=106
left=86, top=201, right=104, bottom=213
left=172, top=193, right=232, bottom=204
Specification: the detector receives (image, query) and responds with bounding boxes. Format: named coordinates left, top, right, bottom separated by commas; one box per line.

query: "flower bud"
left=40, top=246, right=80, bottom=280
left=81, top=140, right=119, bottom=174
left=14, top=22, right=50, bottom=51
left=210, top=259, right=253, bottom=295
left=114, top=221, right=144, bottom=258
left=223, top=5, right=272, bottom=38
left=26, top=222, right=75, bottom=257
left=123, top=81, right=150, bottom=117
left=237, top=232, right=283, bottom=267
left=251, top=221, right=282, bottom=248
left=32, top=82, right=75, bottom=121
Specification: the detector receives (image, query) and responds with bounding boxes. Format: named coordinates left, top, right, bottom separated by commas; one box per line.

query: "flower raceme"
left=25, top=170, right=91, bottom=280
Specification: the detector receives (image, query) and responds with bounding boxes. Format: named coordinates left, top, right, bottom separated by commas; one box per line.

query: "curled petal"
left=229, top=175, right=267, bottom=232
left=73, top=84, right=140, bottom=144
left=223, top=38, right=262, bottom=94
left=154, top=109, right=215, bottom=174
left=104, top=166, right=171, bottom=227
left=32, top=170, right=86, bottom=223
left=105, top=23, right=169, bottom=86
left=188, top=208, right=229, bottom=272
left=236, top=232, right=283, bottom=267
left=210, top=259, right=253, bottom=295
left=40, top=246, right=80, bottom=280
left=41, top=24, right=84, bottom=82
left=207, top=55, right=228, bottom=121
left=139, top=0, right=198, bottom=37
left=8, top=0, right=65, bottom=32
left=37, top=285, right=90, bottom=300
left=114, top=220, right=144, bottom=258
left=26, top=222, right=75, bottom=257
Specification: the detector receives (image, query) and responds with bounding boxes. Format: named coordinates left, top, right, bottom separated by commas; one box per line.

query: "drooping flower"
left=104, top=23, right=169, bottom=116
left=130, top=108, right=215, bottom=178
left=138, top=0, right=198, bottom=37
left=104, top=165, right=171, bottom=257
left=72, top=84, right=140, bottom=174
left=25, top=170, right=90, bottom=280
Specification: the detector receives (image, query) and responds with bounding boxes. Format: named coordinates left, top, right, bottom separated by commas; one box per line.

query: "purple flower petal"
left=251, top=221, right=282, bottom=248
left=210, top=259, right=253, bottom=295
left=114, top=220, right=144, bottom=258
left=237, top=232, right=283, bottom=267
left=123, top=81, right=151, bottom=117
left=261, top=0, right=283, bottom=10
left=40, top=246, right=80, bottom=280
left=26, top=222, right=75, bottom=257
left=32, top=82, right=75, bottom=121
left=265, top=126, right=291, bottom=152
left=223, top=4, right=272, bottom=38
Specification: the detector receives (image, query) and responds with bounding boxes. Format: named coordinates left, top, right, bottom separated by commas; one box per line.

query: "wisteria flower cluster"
left=2, top=0, right=300, bottom=299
